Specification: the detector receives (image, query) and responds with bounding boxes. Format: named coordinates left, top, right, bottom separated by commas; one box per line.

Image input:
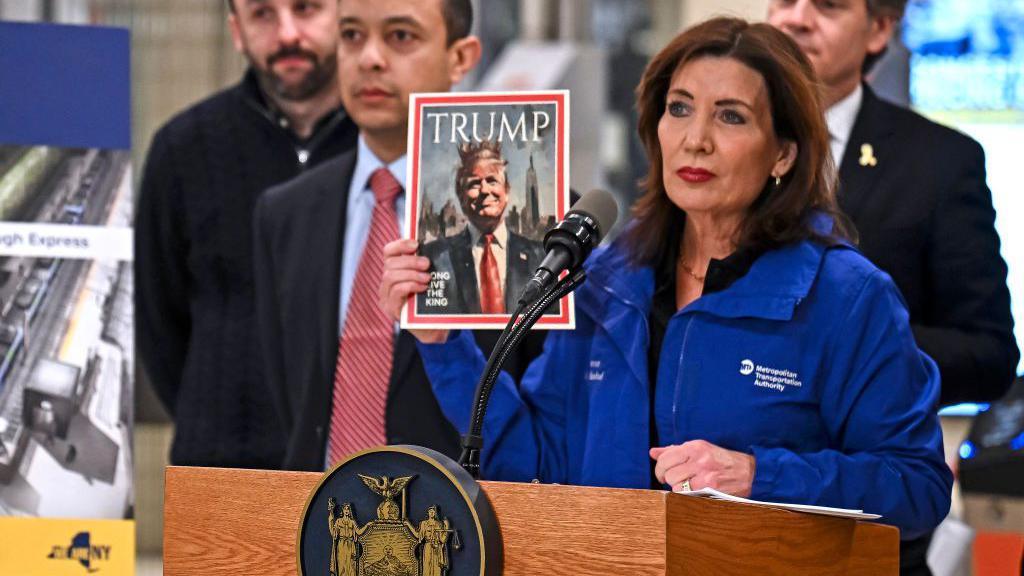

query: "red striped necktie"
left=328, top=168, right=401, bottom=465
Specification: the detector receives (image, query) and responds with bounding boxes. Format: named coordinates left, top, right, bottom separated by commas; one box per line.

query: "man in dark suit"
left=769, top=1, right=1019, bottom=574
left=253, top=0, right=544, bottom=472
left=418, top=140, right=545, bottom=315
left=769, top=0, right=1017, bottom=406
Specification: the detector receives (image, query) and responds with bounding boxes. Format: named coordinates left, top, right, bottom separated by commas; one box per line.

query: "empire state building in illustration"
left=524, top=153, right=540, bottom=235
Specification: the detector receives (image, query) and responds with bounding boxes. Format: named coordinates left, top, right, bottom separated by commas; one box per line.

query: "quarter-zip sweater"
left=418, top=232, right=953, bottom=539
left=135, top=70, right=358, bottom=468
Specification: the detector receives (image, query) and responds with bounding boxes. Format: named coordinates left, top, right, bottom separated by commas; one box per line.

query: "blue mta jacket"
left=418, top=235, right=953, bottom=538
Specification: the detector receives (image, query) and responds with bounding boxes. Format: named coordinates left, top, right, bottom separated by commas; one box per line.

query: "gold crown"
left=457, top=139, right=503, bottom=165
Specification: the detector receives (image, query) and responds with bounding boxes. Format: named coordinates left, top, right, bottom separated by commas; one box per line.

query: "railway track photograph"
left=0, top=144, right=133, bottom=518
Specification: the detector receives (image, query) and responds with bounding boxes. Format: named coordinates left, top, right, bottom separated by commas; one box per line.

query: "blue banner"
left=0, top=21, right=130, bottom=149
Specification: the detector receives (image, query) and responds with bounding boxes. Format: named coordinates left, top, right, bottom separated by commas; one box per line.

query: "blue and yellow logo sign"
left=0, top=517, right=133, bottom=575
left=47, top=531, right=111, bottom=572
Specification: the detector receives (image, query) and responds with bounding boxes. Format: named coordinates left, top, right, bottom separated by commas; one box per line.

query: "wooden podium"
left=163, top=466, right=898, bottom=575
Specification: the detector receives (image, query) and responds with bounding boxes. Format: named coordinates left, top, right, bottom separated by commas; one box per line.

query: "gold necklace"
left=678, top=256, right=706, bottom=282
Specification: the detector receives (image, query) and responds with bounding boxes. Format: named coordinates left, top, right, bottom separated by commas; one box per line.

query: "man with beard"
left=135, top=0, right=358, bottom=469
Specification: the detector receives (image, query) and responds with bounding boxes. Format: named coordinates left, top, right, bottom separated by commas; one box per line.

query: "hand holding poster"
left=402, top=91, right=574, bottom=330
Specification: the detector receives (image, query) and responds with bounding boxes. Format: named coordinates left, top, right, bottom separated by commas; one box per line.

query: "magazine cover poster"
left=403, top=91, right=573, bottom=330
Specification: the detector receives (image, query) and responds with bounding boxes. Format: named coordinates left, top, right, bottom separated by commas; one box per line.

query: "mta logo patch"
left=47, top=531, right=111, bottom=573
left=739, top=359, right=755, bottom=376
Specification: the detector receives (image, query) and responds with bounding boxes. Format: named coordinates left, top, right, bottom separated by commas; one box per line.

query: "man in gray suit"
left=418, top=140, right=544, bottom=315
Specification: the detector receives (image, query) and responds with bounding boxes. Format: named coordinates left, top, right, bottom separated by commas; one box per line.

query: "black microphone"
left=518, top=189, right=618, bottom=305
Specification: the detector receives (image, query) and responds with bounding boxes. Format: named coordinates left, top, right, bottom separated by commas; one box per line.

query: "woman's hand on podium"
left=380, top=239, right=449, bottom=344
left=650, top=440, right=756, bottom=497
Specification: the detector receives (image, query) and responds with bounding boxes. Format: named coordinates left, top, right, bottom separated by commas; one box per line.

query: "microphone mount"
left=459, top=267, right=587, bottom=478
left=518, top=211, right=602, bottom=306
left=458, top=189, right=616, bottom=478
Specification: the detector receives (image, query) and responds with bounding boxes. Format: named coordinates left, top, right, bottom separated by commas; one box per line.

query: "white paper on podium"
left=674, top=487, right=882, bottom=521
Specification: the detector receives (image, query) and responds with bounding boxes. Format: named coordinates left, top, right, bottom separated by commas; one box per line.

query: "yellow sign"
left=0, top=517, right=134, bottom=575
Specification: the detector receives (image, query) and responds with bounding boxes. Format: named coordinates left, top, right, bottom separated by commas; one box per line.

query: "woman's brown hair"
left=625, top=17, right=853, bottom=267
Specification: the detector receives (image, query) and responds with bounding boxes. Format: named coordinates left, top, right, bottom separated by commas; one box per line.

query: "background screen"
left=904, top=0, right=1024, bottom=380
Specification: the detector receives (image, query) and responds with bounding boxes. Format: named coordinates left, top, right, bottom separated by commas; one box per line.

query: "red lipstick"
left=677, top=167, right=716, bottom=183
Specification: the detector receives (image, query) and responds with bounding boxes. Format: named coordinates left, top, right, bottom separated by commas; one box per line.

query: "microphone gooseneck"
left=458, top=190, right=619, bottom=478
left=459, top=268, right=587, bottom=477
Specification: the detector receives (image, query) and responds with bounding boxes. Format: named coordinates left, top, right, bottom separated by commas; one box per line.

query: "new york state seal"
left=298, top=446, right=500, bottom=576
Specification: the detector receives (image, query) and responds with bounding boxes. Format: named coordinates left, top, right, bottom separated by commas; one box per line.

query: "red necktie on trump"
left=479, top=233, right=504, bottom=313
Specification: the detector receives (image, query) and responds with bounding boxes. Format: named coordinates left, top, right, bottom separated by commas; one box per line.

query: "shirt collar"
left=467, top=219, right=509, bottom=248
left=651, top=240, right=764, bottom=314
left=703, top=248, right=763, bottom=294
left=352, top=135, right=408, bottom=195
left=824, top=83, right=863, bottom=152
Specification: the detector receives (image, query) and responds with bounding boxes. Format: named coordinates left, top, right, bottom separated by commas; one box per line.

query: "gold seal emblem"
left=298, top=446, right=500, bottom=576
left=328, top=474, right=461, bottom=576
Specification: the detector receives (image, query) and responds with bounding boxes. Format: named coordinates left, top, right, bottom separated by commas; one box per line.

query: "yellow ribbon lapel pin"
left=858, top=143, right=878, bottom=167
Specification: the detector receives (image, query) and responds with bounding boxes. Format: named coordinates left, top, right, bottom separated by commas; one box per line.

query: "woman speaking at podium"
left=381, top=17, right=952, bottom=539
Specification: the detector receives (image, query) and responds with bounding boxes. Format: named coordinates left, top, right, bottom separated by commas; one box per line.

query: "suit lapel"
left=313, top=152, right=356, bottom=391
left=504, top=232, right=531, bottom=311
left=837, top=85, right=895, bottom=222
left=451, top=229, right=480, bottom=313
left=388, top=182, right=419, bottom=408
left=388, top=331, right=418, bottom=406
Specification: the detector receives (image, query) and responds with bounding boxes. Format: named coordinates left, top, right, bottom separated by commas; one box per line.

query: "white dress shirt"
left=338, top=136, right=407, bottom=334
left=824, top=83, right=864, bottom=167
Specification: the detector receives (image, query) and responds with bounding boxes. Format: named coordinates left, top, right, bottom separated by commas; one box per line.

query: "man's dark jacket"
left=417, top=227, right=545, bottom=314
left=839, top=86, right=1018, bottom=407
left=135, top=71, right=357, bottom=468
left=253, top=150, right=546, bottom=471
